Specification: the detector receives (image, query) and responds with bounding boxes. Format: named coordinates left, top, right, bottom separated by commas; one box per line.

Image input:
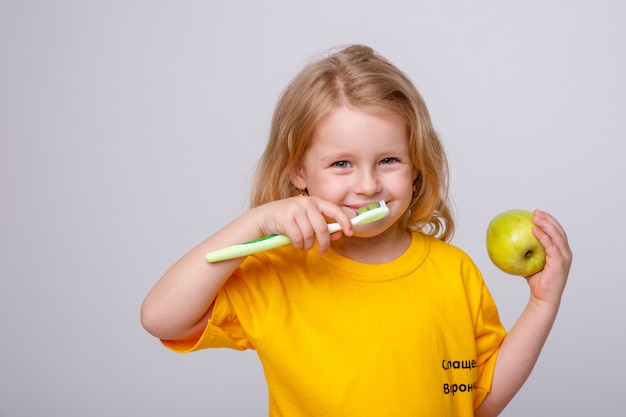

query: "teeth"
left=355, top=201, right=385, bottom=215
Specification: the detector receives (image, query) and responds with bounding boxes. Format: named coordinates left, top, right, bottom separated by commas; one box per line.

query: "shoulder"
left=420, top=233, right=475, bottom=263
left=417, top=233, right=485, bottom=283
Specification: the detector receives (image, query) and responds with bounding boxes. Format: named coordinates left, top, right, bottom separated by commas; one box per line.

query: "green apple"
left=486, top=209, right=546, bottom=276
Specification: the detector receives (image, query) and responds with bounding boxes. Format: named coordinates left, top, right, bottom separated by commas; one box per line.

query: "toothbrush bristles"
left=356, top=200, right=386, bottom=215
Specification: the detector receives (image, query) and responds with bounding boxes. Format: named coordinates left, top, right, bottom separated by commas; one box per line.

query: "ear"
left=289, top=162, right=307, bottom=191
left=412, top=167, right=420, bottom=183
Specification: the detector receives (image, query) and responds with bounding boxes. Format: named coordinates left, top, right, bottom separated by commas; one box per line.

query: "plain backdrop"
left=2, top=1, right=625, bottom=416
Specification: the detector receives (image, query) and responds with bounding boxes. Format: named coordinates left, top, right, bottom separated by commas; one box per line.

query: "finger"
left=281, top=218, right=307, bottom=250
left=294, top=209, right=320, bottom=251
left=305, top=205, right=333, bottom=253
left=532, top=212, right=573, bottom=274
left=289, top=197, right=335, bottom=252
left=276, top=199, right=313, bottom=250
left=318, top=200, right=353, bottom=237
left=532, top=210, right=570, bottom=253
left=311, top=198, right=353, bottom=253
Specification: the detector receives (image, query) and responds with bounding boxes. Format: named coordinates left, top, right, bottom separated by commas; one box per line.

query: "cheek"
left=387, top=170, right=415, bottom=193
left=308, top=178, right=346, bottom=200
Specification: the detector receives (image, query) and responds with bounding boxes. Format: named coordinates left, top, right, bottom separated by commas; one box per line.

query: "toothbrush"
left=205, top=200, right=389, bottom=263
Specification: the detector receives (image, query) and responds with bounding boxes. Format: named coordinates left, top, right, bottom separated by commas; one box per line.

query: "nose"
left=355, top=168, right=382, bottom=196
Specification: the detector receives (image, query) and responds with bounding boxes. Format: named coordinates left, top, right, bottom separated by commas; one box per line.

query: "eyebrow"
left=318, top=146, right=409, bottom=159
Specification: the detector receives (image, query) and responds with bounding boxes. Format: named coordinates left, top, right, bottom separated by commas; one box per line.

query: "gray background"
left=2, top=1, right=624, bottom=416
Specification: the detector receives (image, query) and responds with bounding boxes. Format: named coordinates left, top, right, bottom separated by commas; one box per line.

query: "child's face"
left=292, top=105, right=416, bottom=238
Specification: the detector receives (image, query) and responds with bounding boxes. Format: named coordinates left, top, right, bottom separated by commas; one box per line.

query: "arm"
left=140, top=196, right=352, bottom=341
left=475, top=210, right=572, bottom=417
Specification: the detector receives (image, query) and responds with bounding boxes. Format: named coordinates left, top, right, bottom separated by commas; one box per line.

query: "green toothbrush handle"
left=205, top=233, right=292, bottom=263
left=205, top=221, right=344, bottom=263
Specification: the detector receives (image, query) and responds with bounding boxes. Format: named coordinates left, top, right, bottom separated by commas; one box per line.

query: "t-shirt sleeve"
left=161, top=255, right=274, bottom=354
left=470, top=268, right=507, bottom=409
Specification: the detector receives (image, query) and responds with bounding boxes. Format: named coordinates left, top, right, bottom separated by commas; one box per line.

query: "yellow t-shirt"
left=163, top=232, right=506, bottom=416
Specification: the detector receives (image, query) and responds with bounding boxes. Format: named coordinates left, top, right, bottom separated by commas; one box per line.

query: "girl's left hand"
left=525, top=210, right=573, bottom=304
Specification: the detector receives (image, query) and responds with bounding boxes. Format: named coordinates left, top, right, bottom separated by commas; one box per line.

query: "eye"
left=380, top=157, right=398, bottom=165
left=333, top=161, right=352, bottom=168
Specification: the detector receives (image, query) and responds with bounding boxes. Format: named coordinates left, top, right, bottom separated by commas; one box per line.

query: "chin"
left=353, top=221, right=402, bottom=239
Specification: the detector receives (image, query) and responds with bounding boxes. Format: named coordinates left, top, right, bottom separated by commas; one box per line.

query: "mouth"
left=346, top=201, right=388, bottom=215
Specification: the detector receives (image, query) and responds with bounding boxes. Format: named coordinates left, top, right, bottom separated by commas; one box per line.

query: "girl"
left=141, top=45, right=572, bottom=416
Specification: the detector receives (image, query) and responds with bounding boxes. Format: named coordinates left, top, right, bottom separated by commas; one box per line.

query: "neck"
left=331, top=227, right=412, bottom=264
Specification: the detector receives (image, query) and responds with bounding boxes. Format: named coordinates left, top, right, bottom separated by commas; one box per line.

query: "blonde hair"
left=251, top=44, right=454, bottom=241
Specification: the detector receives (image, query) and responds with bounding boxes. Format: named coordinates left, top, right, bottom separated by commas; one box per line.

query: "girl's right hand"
left=251, top=196, right=353, bottom=255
